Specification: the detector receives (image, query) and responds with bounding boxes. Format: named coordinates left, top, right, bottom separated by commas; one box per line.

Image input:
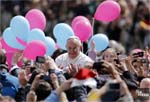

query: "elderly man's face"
left=66, top=39, right=81, bottom=59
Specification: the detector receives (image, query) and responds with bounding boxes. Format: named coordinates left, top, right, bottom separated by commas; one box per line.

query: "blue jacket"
left=0, top=72, right=19, bottom=98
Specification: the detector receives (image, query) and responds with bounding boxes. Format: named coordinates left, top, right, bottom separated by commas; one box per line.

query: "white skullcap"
left=67, top=36, right=82, bottom=45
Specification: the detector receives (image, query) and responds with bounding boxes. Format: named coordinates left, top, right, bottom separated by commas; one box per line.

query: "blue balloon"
left=57, top=40, right=66, bottom=50
left=3, top=27, right=25, bottom=50
left=10, top=15, right=30, bottom=42
left=53, top=23, right=74, bottom=50
left=27, top=29, right=45, bottom=43
left=45, top=37, right=56, bottom=56
left=88, top=34, right=109, bottom=51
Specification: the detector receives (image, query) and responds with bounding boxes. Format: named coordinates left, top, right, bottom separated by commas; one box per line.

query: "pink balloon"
left=1, top=38, right=23, bottom=69
left=94, top=0, right=121, bottom=22
left=23, top=40, right=46, bottom=60
left=0, top=38, right=2, bottom=50
left=5, top=52, right=23, bottom=70
left=6, top=52, right=14, bottom=69
left=1, top=38, right=19, bottom=52
left=25, top=9, right=46, bottom=30
left=73, top=20, right=92, bottom=42
left=72, top=16, right=90, bottom=28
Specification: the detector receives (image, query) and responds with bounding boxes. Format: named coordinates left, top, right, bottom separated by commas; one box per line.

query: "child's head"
left=102, top=48, right=117, bottom=63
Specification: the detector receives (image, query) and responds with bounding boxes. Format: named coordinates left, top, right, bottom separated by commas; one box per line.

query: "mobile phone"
left=36, top=56, right=45, bottom=63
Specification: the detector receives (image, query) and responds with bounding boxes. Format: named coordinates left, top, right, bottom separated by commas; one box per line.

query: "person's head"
left=39, top=56, right=57, bottom=72
left=18, top=69, right=28, bottom=86
left=102, top=48, right=117, bottom=63
left=0, top=50, right=6, bottom=64
left=34, top=80, right=52, bottom=101
left=109, top=40, right=126, bottom=55
left=139, top=78, right=150, bottom=102
left=140, top=78, right=150, bottom=88
left=22, top=60, right=34, bottom=75
left=9, top=66, right=20, bottom=77
left=0, top=95, right=15, bottom=102
left=66, top=36, right=82, bottom=59
left=130, top=48, right=144, bottom=57
left=0, top=64, right=8, bottom=73
left=51, top=48, right=66, bottom=60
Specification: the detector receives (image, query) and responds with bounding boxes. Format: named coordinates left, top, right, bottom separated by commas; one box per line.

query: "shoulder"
left=80, top=52, right=93, bottom=61
left=56, top=53, right=68, bottom=60
left=55, top=53, right=68, bottom=61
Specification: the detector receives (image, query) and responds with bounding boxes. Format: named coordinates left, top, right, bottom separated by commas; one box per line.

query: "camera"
left=140, top=59, right=147, bottom=63
left=93, top=61, right=104, bottom=72
left=114, top=59, right=120, bottom=64
left=133, top=52, right=144, bottom=57
left=48, top=69, right=55, bottom=74
left=36, top=56, right=45, bottom=63
left=40, top=74, right=51, bottom=83
left=40, top=75, right=44, bottom=79
left=93, top=61, right=109, bottom=74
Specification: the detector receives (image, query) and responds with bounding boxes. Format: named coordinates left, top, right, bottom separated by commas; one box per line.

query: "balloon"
left=3, top=27, right=25, bottom=50
left=88, top=34, right=109, bottom=51
left=72, top=16, right=90, bottom=28
left=0, top=39, right=2, bottom=50
left=1, top=38, right=19, bottom=52
left=56, top=40, right=67, bottom=50
left=27, top=29, right=45, bottom=43
left=6, top=51, right=23, bottom=70
left=53, top=23, right=74, bottom=50
left=72, top=20, right=92, bottom=42
left=6, top=52, right=15, bottom=69
left=23, top=40, right=46, bottom=60
left=10, top=16, right=30, bottom=42
left=45, top=37, right=56, bottom=56
left=94, top=0, right=121, bottom=22
left=16, top=37, right=27, bottom=47
left=25, top=9, right=46, bottom=30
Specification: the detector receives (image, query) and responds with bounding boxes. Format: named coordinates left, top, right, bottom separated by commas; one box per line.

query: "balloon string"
left=85, top=18, right=95, bottom=55
left=92, top=17, right=95, bottom=37
left=82, top=42, right=84, bottom=53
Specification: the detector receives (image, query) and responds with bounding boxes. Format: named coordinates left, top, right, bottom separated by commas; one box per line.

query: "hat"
left=67, top=36, right=82, bottom=45
left=9, top=65, right=20, bottom=73
left=71, top=68, right=97, bottom=88
left=130, top=48, right=143, bottom=55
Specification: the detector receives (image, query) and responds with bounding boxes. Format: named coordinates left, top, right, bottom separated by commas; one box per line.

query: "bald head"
left=140, top=78, right=150, bottom=88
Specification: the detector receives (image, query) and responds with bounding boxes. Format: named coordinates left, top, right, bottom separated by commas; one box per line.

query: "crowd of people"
left=1, top=0, right=150, bottom=53
left=0, top=35, right=150, bottom=102
left=0, top=0, right=150, bottom=102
